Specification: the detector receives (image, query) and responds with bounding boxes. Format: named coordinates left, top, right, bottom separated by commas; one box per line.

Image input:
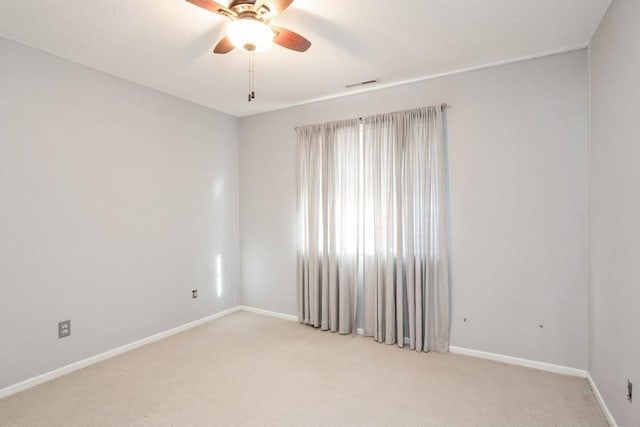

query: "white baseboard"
left=587, top=373, right=618, bottom=427
left=0, top=305, right=242, bottom=400
left=239, top=305, right=298, bottom=322
left=449, top=346, right=588, bottom=378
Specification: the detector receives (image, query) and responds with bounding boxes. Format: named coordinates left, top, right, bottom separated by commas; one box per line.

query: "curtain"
left=297, top=105, right=450, bottom=352
left=361, top=107, right=449, bottom=352
left=296, top=119, right=361, bottom=334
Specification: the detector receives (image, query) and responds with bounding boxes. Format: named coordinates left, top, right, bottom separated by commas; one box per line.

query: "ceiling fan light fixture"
left=226, top=18, right=274, bottom=52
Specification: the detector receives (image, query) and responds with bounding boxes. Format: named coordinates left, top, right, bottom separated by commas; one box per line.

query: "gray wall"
left=589, top=1, right=640, bottom=425
left=0, top=37, right=241, bottom=389
left=240, top=50, right=589, bottom=369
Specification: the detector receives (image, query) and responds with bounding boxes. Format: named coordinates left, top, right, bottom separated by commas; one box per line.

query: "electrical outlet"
left=628, top=380, right=633, bottom=403
left=192, top=289, right=198, bottom=299
left=58, top=320, right=71, bottom=338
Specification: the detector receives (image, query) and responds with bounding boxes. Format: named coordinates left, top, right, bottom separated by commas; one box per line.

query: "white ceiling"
left=0, top=0, right=611, bottom=117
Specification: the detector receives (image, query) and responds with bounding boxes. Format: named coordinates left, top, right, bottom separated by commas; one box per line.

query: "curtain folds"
left=296, top=119, right=361, bottom=334
left=297, top=105, right=450, bottom=352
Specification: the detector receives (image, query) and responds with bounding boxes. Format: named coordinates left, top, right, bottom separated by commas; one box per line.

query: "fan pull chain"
left=251, top=52, right=255, bottom=100
left=247, top=52, right=256, bottom=102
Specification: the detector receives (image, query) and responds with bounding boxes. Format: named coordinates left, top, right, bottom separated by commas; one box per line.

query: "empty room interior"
left=0, top=0, right=638, bottom=426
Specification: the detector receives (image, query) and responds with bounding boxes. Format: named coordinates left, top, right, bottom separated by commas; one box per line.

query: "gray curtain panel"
left=296, top=105, right=450, bottom=352
left=296, top=119, right=361, bottom=334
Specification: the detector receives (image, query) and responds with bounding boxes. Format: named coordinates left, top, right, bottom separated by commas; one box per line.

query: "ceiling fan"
left=185, top=0, right=311, bottom=54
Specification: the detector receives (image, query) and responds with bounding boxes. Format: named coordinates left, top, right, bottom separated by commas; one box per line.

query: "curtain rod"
left=295, top=103, right=448, bottom=131
left=356, top=103, right=448, bottom=121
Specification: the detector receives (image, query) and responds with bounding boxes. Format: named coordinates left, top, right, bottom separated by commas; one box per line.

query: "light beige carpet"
left=1, top=311, right=607, bottom=427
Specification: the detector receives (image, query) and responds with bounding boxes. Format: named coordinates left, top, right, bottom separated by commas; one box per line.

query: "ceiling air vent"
left=346, top=79, right=380, bottom=89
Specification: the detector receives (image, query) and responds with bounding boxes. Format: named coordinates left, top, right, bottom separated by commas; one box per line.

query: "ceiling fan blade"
left=185, top=0, right=235, bottom=17
left=271, top=26, right=311, bottom=52
left=255, top=0, right=294, bottom=18
left=213, top=36, right=235, bottom=54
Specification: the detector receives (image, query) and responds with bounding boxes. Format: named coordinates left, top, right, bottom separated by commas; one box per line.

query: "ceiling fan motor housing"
left=229, top=0, right=271, bottom=19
